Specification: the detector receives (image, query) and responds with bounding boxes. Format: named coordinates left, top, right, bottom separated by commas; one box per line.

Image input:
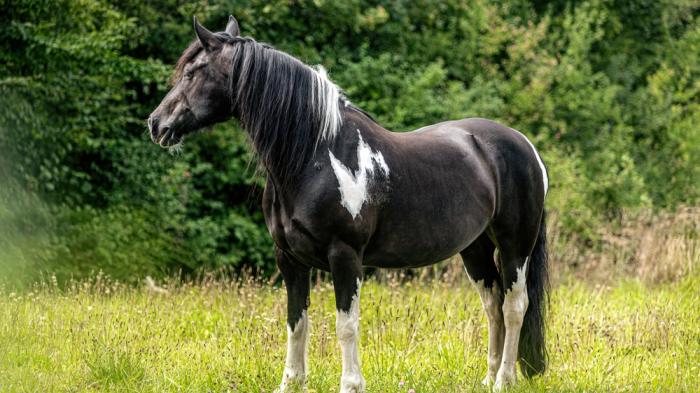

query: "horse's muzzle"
left=148, top=116, right=160, bottom=142
left=147, top=115, right=175, bottom=146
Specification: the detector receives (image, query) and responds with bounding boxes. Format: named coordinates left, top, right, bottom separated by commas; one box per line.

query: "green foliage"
left=1, top=0, right=699, bottom=281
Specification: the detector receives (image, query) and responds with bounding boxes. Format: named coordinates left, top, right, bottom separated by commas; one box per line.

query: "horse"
left=148, top=16, right=550, bottom=393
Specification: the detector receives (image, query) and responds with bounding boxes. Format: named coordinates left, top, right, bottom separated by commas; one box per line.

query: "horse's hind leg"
left=276, top=248, right=312, bottom=392
left=460, top=233, right=504, bottom=386
left=491, top=219, right=544, bottom=390
left=494, top=250, right=529, bottom=390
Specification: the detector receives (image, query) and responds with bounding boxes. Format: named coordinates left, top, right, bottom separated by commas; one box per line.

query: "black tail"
left=518, top=210, right=549, bottom=377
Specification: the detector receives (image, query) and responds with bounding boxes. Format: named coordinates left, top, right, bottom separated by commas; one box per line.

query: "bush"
left=1, top=0, right=698, bottom=281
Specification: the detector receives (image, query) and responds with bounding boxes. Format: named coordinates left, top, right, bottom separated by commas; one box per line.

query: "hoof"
left=276, top=370, right=306, bottom=392
left=339, top=383, right=365, bottom=393
left=481, top=374, right=495, bottom=386
left=339, top=375, right=365, bottom=393
left=275, top=382, right=306, bottom=393
left=493, top=371, right=516, bottom=391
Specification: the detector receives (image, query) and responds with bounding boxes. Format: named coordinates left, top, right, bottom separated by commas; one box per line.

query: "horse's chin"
left=156, top=129, right=184, bottom=149
left=166, top=138, right=184, bottom=155
left=160, top=137, right=183, bottom=148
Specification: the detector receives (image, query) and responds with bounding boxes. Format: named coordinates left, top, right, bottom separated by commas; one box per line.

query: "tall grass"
left=2, top=184, right=698, bottom=391
left=549, top=207, right=700, bottom=284
left=1, top=270, right=698, bottom=392
left=372, top=208, right=700, bottom=287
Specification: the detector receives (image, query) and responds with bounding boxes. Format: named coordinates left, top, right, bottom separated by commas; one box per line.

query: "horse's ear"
left=225, top=15, right=240, bottom=36
left=193, top=16, right=221, bottom=52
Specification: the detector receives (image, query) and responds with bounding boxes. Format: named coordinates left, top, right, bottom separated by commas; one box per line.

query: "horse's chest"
left=270, top=218, right=302, bottom=249
left=266, top=204, right=326, bottom=267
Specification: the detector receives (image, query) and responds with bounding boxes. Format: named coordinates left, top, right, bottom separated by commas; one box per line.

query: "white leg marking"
left=278, top=311, right=310, bottom=392
left=511, top=128, right=548, bottom=195
left=336, top=279, right=365, bottom=393
left=470, top=278, right=505, bottom=386
left=495, top=259, right=529, bottom=390
left=329, top=130, right=389, bottom=219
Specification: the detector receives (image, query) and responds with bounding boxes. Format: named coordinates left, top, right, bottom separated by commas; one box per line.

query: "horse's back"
left=269, top=113, right=547, bottom=269
left=361, top=117, right=547, bottom=266
left=393, top=117, right=546, bottom=200
left=413, top=117, right=547, bottom=200
left=359, top=119, right=502, bottom=267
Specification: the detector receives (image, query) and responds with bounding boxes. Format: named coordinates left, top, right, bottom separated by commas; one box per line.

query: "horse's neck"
left=252, top=104, right=384, bottom=190
left=248, top=127, right=319, bottom=190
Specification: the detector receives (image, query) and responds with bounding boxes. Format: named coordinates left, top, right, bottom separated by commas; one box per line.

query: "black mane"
left=176, top=33, right=344, bottom=187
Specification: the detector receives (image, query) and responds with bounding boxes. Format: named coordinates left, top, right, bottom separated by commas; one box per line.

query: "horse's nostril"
left=149, top=118, right=160, bottom=142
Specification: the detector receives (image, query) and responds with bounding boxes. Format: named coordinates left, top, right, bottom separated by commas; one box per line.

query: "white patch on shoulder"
left=329, top=130, right=390, bottom=219
left=511, top=129, right=548, bottom=195
left=336, top=279, right=365, bottom=393
left=278, top=310, right=310, bottom=392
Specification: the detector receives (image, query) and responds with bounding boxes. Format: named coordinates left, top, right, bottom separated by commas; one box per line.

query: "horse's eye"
left=185, top=70, right=194, bottom=80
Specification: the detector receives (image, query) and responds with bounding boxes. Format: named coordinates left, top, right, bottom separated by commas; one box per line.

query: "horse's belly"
left=362, top=170, right=494, bottom=267
left=363, top=208, right=489, bottom=268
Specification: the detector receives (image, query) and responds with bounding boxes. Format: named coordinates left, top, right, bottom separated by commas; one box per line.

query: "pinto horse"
left=148, top=16, right=549, bottom=392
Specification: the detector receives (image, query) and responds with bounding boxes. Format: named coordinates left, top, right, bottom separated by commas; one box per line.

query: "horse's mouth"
left=157, top=129, right=183, bottom=148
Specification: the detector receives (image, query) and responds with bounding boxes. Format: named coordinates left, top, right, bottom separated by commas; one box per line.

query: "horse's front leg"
left=329, top=242, right=365, bottom=393
left=276, top=249, right=312, bottom=392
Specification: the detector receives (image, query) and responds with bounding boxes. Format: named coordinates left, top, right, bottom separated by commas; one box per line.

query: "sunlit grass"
left=1, top=273, right=699, bottom=392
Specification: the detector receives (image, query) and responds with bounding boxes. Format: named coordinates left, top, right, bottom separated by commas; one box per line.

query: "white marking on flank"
left=511, top=128, right=548, bottom=195
left=495, top=259, right=529, bottom=390
left=278, top=310, right=310, bottom=392
left=329, top=130, right=390, bottom=219
left=336, top=279, right=365, bottom=393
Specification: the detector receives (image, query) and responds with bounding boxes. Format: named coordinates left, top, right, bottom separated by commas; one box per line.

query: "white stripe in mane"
left=311, top=65, right=343, bottom=142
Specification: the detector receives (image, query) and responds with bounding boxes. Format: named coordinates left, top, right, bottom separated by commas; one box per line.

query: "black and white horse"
left=148, top=16, right=549, bottom=392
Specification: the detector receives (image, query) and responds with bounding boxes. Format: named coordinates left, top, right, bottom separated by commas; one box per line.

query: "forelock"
left=170, top=33, right=236, bottom=85
left=170, top=39, right=204, bottom=85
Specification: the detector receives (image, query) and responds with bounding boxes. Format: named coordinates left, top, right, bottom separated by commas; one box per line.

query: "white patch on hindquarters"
left=503, top=259, right=528, bottom=307
left=468, top=277, right=505, bottom=386
left=511, top=128, right=548, bottom=195
left=336, top=279, right=365, bottom=393
left=495, top=259, right=529, bottom=390
left=278, top=310, right=310, bottom=392
left=329, top=130, right=389, bottom=219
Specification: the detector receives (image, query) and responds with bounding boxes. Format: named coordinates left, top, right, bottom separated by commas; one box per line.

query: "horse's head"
left=148, top=16, right=239, bottom=147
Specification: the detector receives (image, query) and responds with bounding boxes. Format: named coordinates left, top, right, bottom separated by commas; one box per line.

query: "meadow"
left=1, top=268, right=699, bottom=393
left=2, top=2, right=700, bottom=392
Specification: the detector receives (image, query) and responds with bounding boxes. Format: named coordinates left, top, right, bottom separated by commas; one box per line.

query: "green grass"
left=1, top=274, right=699, bottom=393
